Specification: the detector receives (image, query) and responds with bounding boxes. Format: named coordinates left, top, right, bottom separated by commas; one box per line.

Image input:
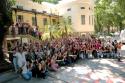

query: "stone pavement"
left=3, top=59, right=125, bottom=83
left=0, top=71, right=19, bottom=83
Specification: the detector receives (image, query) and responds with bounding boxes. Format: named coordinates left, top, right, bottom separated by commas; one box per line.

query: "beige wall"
left=12, top=10, right=59, bottom=33
left=57, top=0, right=94, bottom=33
left=14, top=0, right=94, bottom=33
left=15, top=0, right=58, bottom=14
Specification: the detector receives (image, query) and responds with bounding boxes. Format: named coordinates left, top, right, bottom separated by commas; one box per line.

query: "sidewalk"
left=1, top=59, right=125, bottom=83
left=0, top=71, right=19, bottom=83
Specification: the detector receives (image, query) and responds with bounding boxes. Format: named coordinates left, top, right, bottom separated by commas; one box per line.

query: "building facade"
left=56, top=0, right=95, bottom=33
left=12, top=0, right=59, bottom=33
left=12, top=0, right=94, bottom=33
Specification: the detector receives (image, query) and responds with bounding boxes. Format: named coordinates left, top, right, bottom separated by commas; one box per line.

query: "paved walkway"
left=5, top=59, right=125, bottom=83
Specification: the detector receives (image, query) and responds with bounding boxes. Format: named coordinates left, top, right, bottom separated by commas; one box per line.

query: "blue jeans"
left=22, top=71, right=32, bottom=80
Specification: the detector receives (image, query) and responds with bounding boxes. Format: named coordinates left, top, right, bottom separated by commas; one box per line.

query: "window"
left=52, top=19, right=56, bottom=25
left=17, top=15, right=23, bottom=22
left=32, top=17, right=36, bottom=26
left=43, top=18, right=47, bottom=25
left=81, top=15, right=85, bottom=25
left=67, top=8, right=71, bottom=11
left=81, top=7, right=85, bottom=9
left=92, top=15, right=94, bottom=25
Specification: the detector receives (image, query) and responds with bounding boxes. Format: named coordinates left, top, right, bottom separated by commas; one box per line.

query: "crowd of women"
left=11, top=35, right=121, bottom=80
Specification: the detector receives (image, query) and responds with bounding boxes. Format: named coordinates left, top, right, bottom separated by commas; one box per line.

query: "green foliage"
left=95, top=0, right=125, bottom=34
left=10, top=0, right=16, bottom=5
left=117, top=0, right=125, bottom=14
left=42, top=17, right=73, bottom=40
left=0, top=0, right=16, bottom=26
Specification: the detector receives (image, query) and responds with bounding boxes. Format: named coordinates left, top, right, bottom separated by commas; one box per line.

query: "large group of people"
left=9, top=34, right=122, bottom=80
left=9, top=22, right=41, bottom=39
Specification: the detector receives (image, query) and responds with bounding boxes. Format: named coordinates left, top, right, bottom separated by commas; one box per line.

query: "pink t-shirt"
left=96, top=43, right=101, bottom=49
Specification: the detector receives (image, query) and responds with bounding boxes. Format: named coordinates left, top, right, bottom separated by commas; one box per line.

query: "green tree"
left=95, top=0, right=125, bottom=34
left=115, top=0, right=125, bottom=31
left=117, top=0, right=125, bottom=15
left=0, top=0, right=60, bottom=61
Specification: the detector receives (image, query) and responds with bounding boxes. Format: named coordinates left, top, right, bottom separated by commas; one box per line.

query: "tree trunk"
left=119, top=22, right=123, bottom=31
left=107, top=26, right=110, bottom=35
left=0, top=26, right=8, bottom=60
left=0, top=0, right=12, bottom=60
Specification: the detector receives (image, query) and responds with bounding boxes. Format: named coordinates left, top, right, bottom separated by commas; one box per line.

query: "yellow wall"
left=12, top=10, right=59, bottom=33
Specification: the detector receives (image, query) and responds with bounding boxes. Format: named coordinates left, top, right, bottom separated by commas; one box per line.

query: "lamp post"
left=49, top=9, right=52, bottom=40
left=58, top=11, right=59, bottom=25
left=64, top=19, right=67, bottom=36
left=55, top=9, right=59, bottom=25
left=49, top=25, right=52, bottom=40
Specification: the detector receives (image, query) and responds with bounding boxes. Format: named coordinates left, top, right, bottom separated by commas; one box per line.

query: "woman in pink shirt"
left=50, top=55, right=59, bottom=71
left=96, top=41, right=101, bottom=50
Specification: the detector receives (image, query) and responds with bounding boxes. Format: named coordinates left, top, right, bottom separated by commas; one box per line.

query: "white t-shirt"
left=15, top=52, right=28, bottom=74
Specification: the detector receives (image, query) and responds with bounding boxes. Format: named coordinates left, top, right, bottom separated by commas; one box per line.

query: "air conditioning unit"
left=16, top=5, right=23, bottom=9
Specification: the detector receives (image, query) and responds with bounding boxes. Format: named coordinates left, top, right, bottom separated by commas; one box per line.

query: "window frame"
left=43, top=18, right=48, bottom=25
left=17, top=15, right=23, bottom=22
left=67, top=8, right=71, bottom=11
left=81, top=15, right=85, bottom=25
left=32, top=17, right=36, bottom=26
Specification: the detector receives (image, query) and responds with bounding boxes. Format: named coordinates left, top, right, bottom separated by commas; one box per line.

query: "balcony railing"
left=7, top=23, right=42, bottom=40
